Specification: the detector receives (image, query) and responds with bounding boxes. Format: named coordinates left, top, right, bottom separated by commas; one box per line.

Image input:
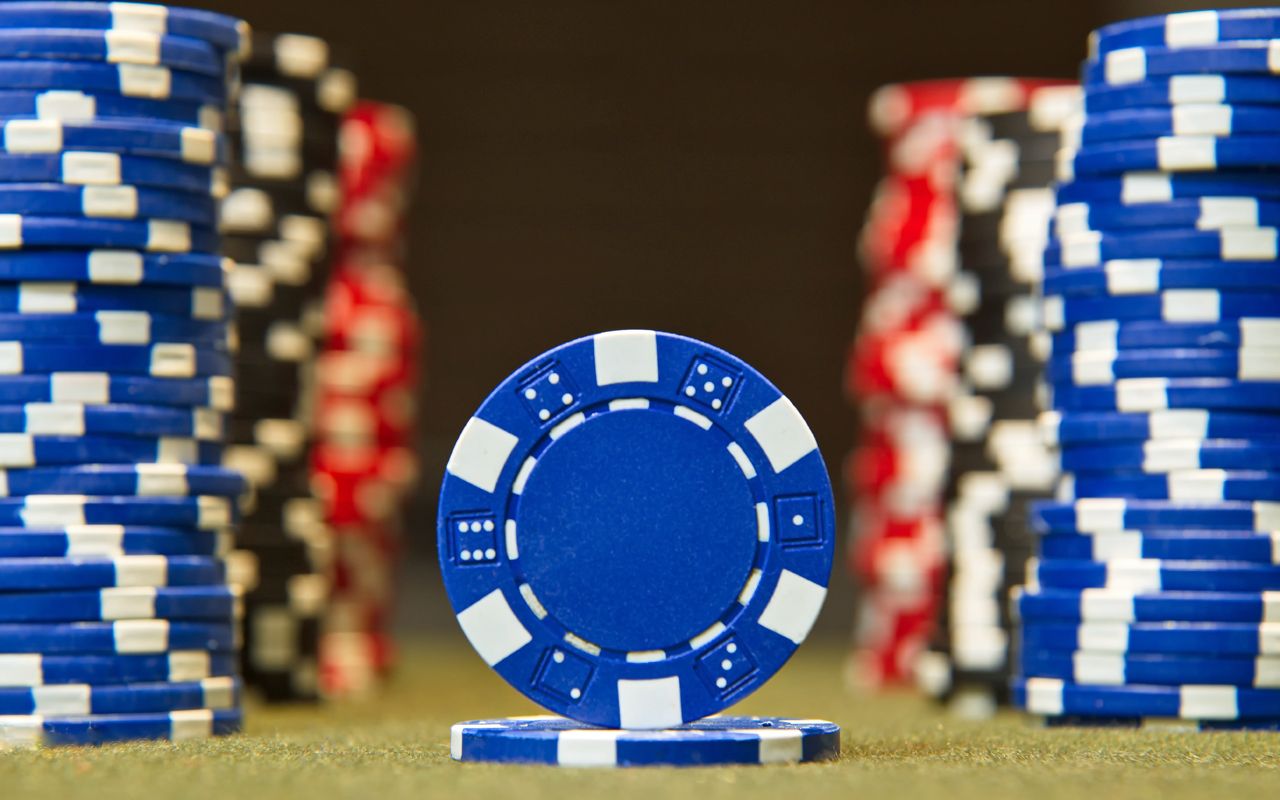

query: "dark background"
left=195, top=0, right=1238, bottom=637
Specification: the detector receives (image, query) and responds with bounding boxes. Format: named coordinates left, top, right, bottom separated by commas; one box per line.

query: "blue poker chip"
left=0, top=4, right=248, bottom=55
left=1041, top=714, right=1280, bottom=731
left=1041, top=291, right=1280, bottom=331
left=0, top=675, right=237, bottom=715
left=0, top=283, right=225, bottom=319
left=0, top=434, right=221, bottom=467
left=1068, top=106, right=1280, bottom=147
left=0, top=464, right=245, bottom=497
left=1014, top=676, right=1280, bottom=720
left=0, top=707, right=242, bottom=745
left=1032, top=498, right=1280, bottom=532
left=1021, top=650, right=1280, bottom=688
left=1045, top=231, right=1280, bottom=269
left=0, top=621, right=234, bottom=654
left=0, top=495, right=233, bottom=529
left=0, top=30, right=227, bottom=77
left=0, top=586, right=238, bottom=622
left=0, top=313, right=229, bottom=346
left=0, top=119, right=224, bottom=165
left=1060, top=136, right=1280, bottom=179
left=1059, top=439, right=1280, bottom=473
left=438, top=330, right=835, bottom=729
left=1056, top=171, right=1280, bottom=205
left=1089, top=10, right=1280, bottom=59
left=1050, top=320, right=1280, bottom=353
left=1083, top=41, right=1280, bottom=87
left=0, top=526, right=228, bottom=558
left=0, top=90, right=219, bottom=128
left=0, top=215, right=217, bottom=253
left=1049, top=378, right=1280, bottom=413
left=1083, top=76, right=1280, bottom=114
left=1061, top=471, right=1280, bottom=503
left=0, top=183, right=216, bottom=223
left=1031, top=558, right=1280, bottom=592
left=0, top=342, right=231, bottom=377
left=1014, top=585, right=1280, bottom=623
left=0, top=650, right=236, bottom=686
left=0, top=250, right=225, bottom=287
left=451, top=715, right=842, bottom=767
left=0, top=403, right=221, bottom=439
left=1040, top=410, right=1280, bottom=444
left=1047, top=348, right=1280, bottom=386
left=1021, top=620, right=1280, bottom=656
left=0, top=59, right=226, bottom=104
left=1037, top=529, right=1280, bottom=564
left=1044, top=262, right=1280, bottom=297
left=0, top=555, right=224, bottom=591
left=0, top=153, right=224, bottom=195
left=0, top=374, right=233, bottom=410
left=1055, top=198, right=1280, bottom=235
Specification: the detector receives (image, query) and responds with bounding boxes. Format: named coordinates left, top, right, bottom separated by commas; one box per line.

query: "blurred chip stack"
left=913, top=85, right=1077, bottom=717
left=220, top=31, right=356, bottom=702
left=314, top=101, right=420, bottom=696
left=846, top=78, right=1065, bottom=687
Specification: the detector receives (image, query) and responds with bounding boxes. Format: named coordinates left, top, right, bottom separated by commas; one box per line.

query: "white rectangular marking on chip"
left=148, top=220, right=191, bottom=252
left=593, top=330, right=659, bottom=386
left=505, top=520, right=519, bottom=560
left=457, top=589, right=531, bottom=665
left=21, top=495, right=85, bottom=526
left=1262, top=623, right=1280, bottom=656
left=118, top=64, right=171, bottom=99
left=115, top=619, right=168, bottom=653
left=62, top=151, right=122, bottom=184
left=170, top=709, right=215, bottom=741
left=1157, top=136, right=1216, bottom=170
left=110, top=3, right=170, bottom=34
left=19, top=282, right=75, bottom=313
left=617, top=676, right=682, bottom=729
left=756, top=502, right=770, bottom=542
left=135, top=464, right=189, bottom=496
left=1072, top=652, right=1125, bottom=685
left=169, top=651, right=212, bottom=682
left=738, top=568, right=763, bottom=605
left=0, top=342, right=21, bottom=374
left=1166, top=10, right=1220, bottom=47
left=1115, top=378, right=1170, bottom=411
left=4, top=119, right=61, bottom=153
left=1075, top=498, right=1127, bottom=532
left=1079, top=623, right=1130, bottom=652
left=1062, top=233, right=1101, bottom=267
left=150, top=343, right=196, bottom=378
left=564, top=632, right=601, bottom=656
left=446, top=417, right=519, bottom=494
left=673, top=406, right=712, bottom=430
left=608, top=398, right=649, bottom=411
left=1256, top=657, right=1280, bottom=687
left=88, top=250, right=145, bottom=283
left=1222, top=228, right=1278, bottom=260
left=549, top=412, right=584, bottom=440
left=1107, top=560, right=1163, bottom=592
left=201, top=677, right=236, bottom=709
left=1122, top=172, right=1174, bottom=204
left=191, top=287, right=223, bottom=319
left=1172, top=104, right=1233, bottom=138
left=36, top=90, right=96, bottom=121
left=755, top=729, right=804, bottom=763
left=1169, top=74, right=1227, bottom=104
left=726, top=442, right=757, bottom=479
left=512, top=456, right=537, bottom=496
left=1025, top=677, right=1065, bottom=715
left=1168, top=470, right=1226, bottom=501
left=1104, top=48, right=1145, bottom=85
left=0, top=435, right=35, bottom=468
left=115, top=555, right=166, bottom=587
left=0, top=655, right=43, bottom=686
left=1073, top=320, right=1118, bottom=351
left=1149, top=410, right=1209, bottom=439
left=106, top=29, right=161, bottom=65
left=1091, top=533, right=1142, bottom=561
left=24, top=404, right=84, bottom=436
left=757, top=570, right=826, bottom=645
left=1105, top=260, right=1160, bottom=294
left=1041, top=295, right=1065, bottom=331
left=1243, top=319, right=1280, bottom=350
left=1181, top=686, right=1237, bottom=719
left=32, top=685, right=90, bottom=716
left=688, top=622, right=725, bottom=650
left=101, top=587, right=157, bottom=620
left=626, top=650, right=664, bottom=663
left=180, top=127, right=216, bottom=164
left=558, top=730, right=620, bottom=766
left=1163, top=290, right=1220, bottom=322
left=1272, top=40, right=1280, bottom=73
left=65, top=525, right=126, bottom=557
left=96, top=311, right=151, bottom=344
left=1198, top=196, right=1257, bottom=228
left=743, top=396, right=818, bottom=474
left=1259, top=503, right=1280, bottom=532
left=1143, top=440, right=1200, bottom=472
left=1241, top=350, right=1280, bottom=381
left=1081, top=589, right=1137, bottom=622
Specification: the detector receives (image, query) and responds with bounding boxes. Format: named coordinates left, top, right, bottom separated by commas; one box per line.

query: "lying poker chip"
left=0, top=30, right=226, bottom=77
left=1021, top=650, right=1280, bottom=689
left=1059, top=438, right=1280, bottom=473
left=0, top=341, right=232, bottom=377
left=1041, top=290, right=1280, bottom=331
left=450, top=715, right=842, bottom=767
left=1014, top=676, right=1280, bottom=719
left=0, top=555, right=225, bottom=591
left=1061, top=470, right=1280, bottom=503
left=1059, top=135, right=1280, bottom=180
left=1055, top=169, right=1280, bottom=206
left=0, top=403, right=221, bottom=439
left=0, top=59, right=226, bottom=104
left=0, top=434, right=221, bottom=467
left=1044, top=262, right=1280, bottom=297
left=0, top=584, right=240, bottom=623
left=0, top=495, right=234, bottom=529
left=1039, top=409, right=1280, bottom=445
left=1055, top=198, right=1280, bottom=236
left=0, top=283, right=225, bottom=319
left=0, top=312, right=229, bottom=346
left=0, top=215, right=217, bottom=253
left=0, top=89, right=220, bottom=129
left=1067, top=106, right=1280, bottom=147
left=1049, top=318, right=1280, bottom=355
left=0, top=373, right=233, bottom=410
left=0, top=675, right=236, bottom=715
left=438, top=330, right=835, bottom=728
left=0, top=3, right=247, bottom=54
left=0, top=707, right=241, bottom=745
left=1084, top=40, right=1280, bottom=87
left=1049, top=377, right=1280, bottom=413
left=1021, top=619, right=1280, bottom=656
left=0, top=152, right=224, bottom=195
left=1046, top=230, right=1280, bottom=269
left=0, top=182, right=216, bottom=223
left=1047, top=348, right=1280, bottom=385
left=1030, top=557, right=1280, bottom=592
left=0, top=250, right=226, bottom=287
left=0, top=464, right=246, bottom=497
left=1089, top=10, right=1280, bottom=59
left=0, top=650, right=236, bottom=687
left=0, top=526, right=229, bottom=558
left=1040, top=714, right=1280, bottom=731
left=0, top=118, right=223, bottom=164
left=1014, top=585, right=1280, bottom=623
left=1032, top=498, right=1279, bottom=532
left=1036, top=530, right=1280, bottom=564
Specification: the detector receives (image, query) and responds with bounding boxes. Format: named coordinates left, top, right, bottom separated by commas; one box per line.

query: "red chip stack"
left=314, top=101, right=422, bottom=696
left=846, top=78, right=1066, bottom=688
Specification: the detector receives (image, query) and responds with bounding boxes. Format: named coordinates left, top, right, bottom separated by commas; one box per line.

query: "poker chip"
left=1020, top=620, right=1280, bottom=656
left=1046, top=231, right=1280, bottom=268
left=0, top=59, right=227, bottom=104
left=1039, top=409, right=1280, bottom=444
left=1089, top=10, right=1280, bottom=58
left=0, top=650, right=237, bottom=687
left=0, top=373, right=233, bottom=409
left=0, top=282, right=226, bottom=318
left=0, top=250, right=227, bottom=286
left=438, top=330, right=835, bottom=728
left=1040, top=290, right=1280, bottom=330
left=1060, top=470, right=1280, bottom=502
left=0, top=152, right=225, bottom=194
left=1049, top=319, right=1280, bottom=354
left=1044, top=262, right=1280, bottom=297
left=1030, top=557, right=1280, bottom=592
left=0, top=182, right=217, bottom=221
left=0, top=89, right=221, bottom=128
left=0, top=313, right=229, bottom=345
left=0, top=341, right=232, bottom=377
left=1019, top=651, right=1280, bottom=688
left=450, top=715, right=842, bottom=767
left=0, top=526, right=231, bottom=557
left=1046, top=348, right=1280, bottom=385
left=1032, top=498, right=1280, bottom=532
left=1056, top=197, right=1280, bottom=234
left=0, top=30, right=227, bottom=76
left=1048, top=377, right=1280, bottom=413
left=0, top=707, right=241, bottom=745
left=1014, top=585, right=1280, bottom=623
left=0, top=433, right=222, bottom=467
left=1014, top=676, right=1280, bottom=719
left=0, top=674, right=237, bottom=714
left=0, top=402, right=222, bottom=438
left=1066, top=106, right=1280, bottom=147
left=1054, top=170, right=1280, bottom=205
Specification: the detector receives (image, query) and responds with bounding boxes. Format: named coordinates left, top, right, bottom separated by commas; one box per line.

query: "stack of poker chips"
left=0, top=3, right=247, bottom=746
left=315, top=100, right=421, bottom=696
left=845, top=78, right=1066, bottom=688
left=441, top=331, right=841, bottom=767
left=1012, top=9, right=1280, bottom=731
left=219, top=31, right=355, bottom=702
left=914, top=85, right=1076, bottom=717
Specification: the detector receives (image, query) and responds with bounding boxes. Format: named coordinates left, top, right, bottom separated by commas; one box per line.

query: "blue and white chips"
left=438, top=330, right=835, bottom=730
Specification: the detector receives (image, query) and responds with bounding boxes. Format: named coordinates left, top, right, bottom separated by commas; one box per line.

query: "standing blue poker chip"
left=1055, top=198, right=1280, bottom=235
left=0, top=342, right=232, bottom=377
left=450, top=715, right=841, bottom=766
left=438, top=330, right=835, bottom=729
left=0, top=403, right=222, bottom=439
left=1014, top=585, right=1280, bottom=623
left=0, top=495, right=234, bottom=529
left=0, top=3, right=248, bottom=54
left=0, top=464, right=246, bottom=497
left=1082, top=75, right=1280, bottom=113
left=1060, top=135, right=1280, bottom=178
left=0, top=215, right=218, bottom=253
left=1045, top=231, right=1280, bottom=269
left=0, top=283, right=226, bottom=319
left=1034, top=530, right=1280, bottom=564
left=0, top=650, right=237, bottom=686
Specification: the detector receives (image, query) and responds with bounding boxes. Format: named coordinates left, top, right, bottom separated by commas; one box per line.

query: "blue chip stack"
left=1013, top=8, right=1280, bottom=731
left=0, top=2, right=248, bottom=747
